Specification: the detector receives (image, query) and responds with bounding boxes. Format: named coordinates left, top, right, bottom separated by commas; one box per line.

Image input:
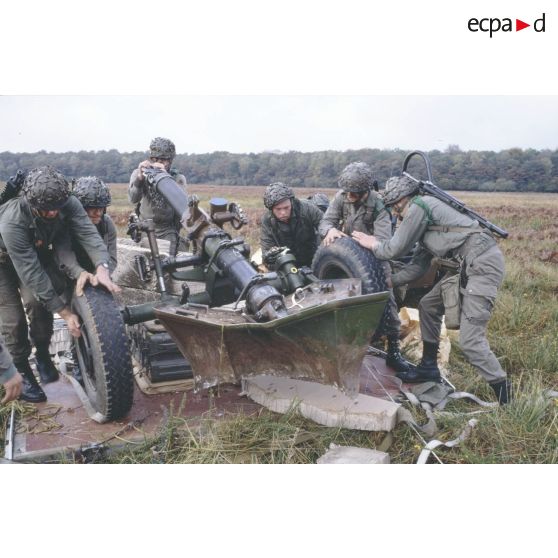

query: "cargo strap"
left=416, top=419, right=479, bottom=464
left=397, top=382, right=498, bottom=463
left=58, top=355, right=108, bottom=424
left=412, top=375, right=556, bottom=464
left=363, top=360, right=494, bottom=464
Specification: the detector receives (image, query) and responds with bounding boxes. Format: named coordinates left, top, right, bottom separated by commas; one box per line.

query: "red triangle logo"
left=516, top=19, right=530, bottom=31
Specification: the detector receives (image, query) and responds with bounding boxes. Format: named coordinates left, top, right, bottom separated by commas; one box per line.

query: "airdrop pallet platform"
left=3, top=355, right=401, bottom=463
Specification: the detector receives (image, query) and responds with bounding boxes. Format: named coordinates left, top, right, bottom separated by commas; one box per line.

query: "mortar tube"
left=204, top=235, right=287, bottom=319
left=145, top=169, right=190, bottom=226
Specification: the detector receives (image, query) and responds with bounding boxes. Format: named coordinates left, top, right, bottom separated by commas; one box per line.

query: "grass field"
left=2, top=185, right=557, bottom=463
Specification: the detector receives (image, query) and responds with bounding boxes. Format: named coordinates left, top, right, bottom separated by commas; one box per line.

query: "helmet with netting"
left=73, top=176, right=112, bottom=208
left=23, top=166, right=71, bottom=210
left=382, top=175, right=420, bottom=206
left=149, top=137, right=176, bottom=160
left=338, top=162, right=374, bottom=193
left=307, top=192, right=330, bottom=212
left=263, top=182, right=294, bottom=210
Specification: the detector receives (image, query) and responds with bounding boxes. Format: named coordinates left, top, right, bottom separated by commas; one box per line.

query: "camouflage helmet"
left=23, top=166, right=71, bottom=210
left=149, top=137, right=176, bottom=160
left=263, top=182, right=294, bottom=210
left=73, top=176, right=112, bottom=208
left=307, top=192, right=330, bottom=212
left=382, top=175, right=419, bottom=206
left=338, top=162, right=375, bottom=193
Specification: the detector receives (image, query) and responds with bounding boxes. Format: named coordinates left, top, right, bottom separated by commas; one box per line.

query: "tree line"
left=1, top=147, right=557, bottom=192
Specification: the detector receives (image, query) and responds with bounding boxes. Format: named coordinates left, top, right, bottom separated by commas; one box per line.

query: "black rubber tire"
left=312, top=237, right=388, bottom=294
left=71, top=285, right=133, bottom=421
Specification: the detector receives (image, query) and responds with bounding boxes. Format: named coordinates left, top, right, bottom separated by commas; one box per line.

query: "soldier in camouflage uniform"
left=0, top=334, right=23, bottom=404
left=56, top=177, right=118, bottom=280
left=0, top=166, right=119, bottom=402
left=319, top=162, right=411, bottom=374
left=352, top=175, right=511, bottom=404
left=260, top=182, right=324, bottom=268
left=128, top=137, right=188, bottom=256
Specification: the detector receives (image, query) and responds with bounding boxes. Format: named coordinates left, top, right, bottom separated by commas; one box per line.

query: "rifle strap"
left=410, top=196, right=434, bottom=226
left=412, top=197, right=484, bottom=234
left=412, top=195, right=496, bottom=236
left=427, top=225, right=483, bottom=234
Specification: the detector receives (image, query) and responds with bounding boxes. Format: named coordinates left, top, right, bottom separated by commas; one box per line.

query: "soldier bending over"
left=352, top=175, right=511, bottom=404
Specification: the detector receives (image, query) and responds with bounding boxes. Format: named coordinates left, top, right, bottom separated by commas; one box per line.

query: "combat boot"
left=35, top=343, right=59, bottom=384
left=385, top=335, right=414, bottom=374
left=490, top=378, right=513, bottom=405
left=16, top=359, right=47, bottom=403
left=396, top=341, right=442, bottom=384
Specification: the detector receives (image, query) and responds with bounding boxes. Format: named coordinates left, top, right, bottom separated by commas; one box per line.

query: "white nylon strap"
left=58, top=356, right=107, bottom=424
left=417, top=419, right=478, bottom=464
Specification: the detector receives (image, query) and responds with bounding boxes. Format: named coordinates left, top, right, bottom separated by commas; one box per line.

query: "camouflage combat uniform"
left=0, top=195, right=110, bottom=363
left=128, top=168, right=188, bottom=255
left=319, top=189, right=402, bottom=337
left=373, top=195, right=507, bottom=385
left=260, top=198, right=324, bottom=267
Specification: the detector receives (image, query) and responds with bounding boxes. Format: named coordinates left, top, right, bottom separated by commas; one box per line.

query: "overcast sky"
left=1, top=96, right=556, bottom=154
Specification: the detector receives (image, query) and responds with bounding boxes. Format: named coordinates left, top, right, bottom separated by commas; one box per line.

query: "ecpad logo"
left=468, top=13, right=546, bottom=37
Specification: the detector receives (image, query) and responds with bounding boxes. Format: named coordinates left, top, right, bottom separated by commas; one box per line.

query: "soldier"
left=306, top=192, right=330, bottom=214
left=0, top=166, right=119, bottom=402
left=55, top=177, right=118, bottom=282
left=260, top=182, right=324, bottom=268
left=129, top=137, right=188, bottom=256
left=0, top=334, right=23, bottom=404
left=318, top=162, right=411, bottom=374
left=351, top=175, right=511, bottom=404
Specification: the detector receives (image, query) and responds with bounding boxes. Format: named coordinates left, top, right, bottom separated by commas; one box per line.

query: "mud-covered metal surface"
left=155, top=280, right=390, bottom=397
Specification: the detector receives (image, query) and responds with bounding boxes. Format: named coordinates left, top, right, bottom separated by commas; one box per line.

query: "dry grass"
left=101, top=406, right=388, bottom=464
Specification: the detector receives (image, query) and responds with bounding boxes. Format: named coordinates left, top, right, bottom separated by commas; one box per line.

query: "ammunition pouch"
left=440, top=273, right=461, bottom=330
left=436, top=253, right=464, bottom=330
